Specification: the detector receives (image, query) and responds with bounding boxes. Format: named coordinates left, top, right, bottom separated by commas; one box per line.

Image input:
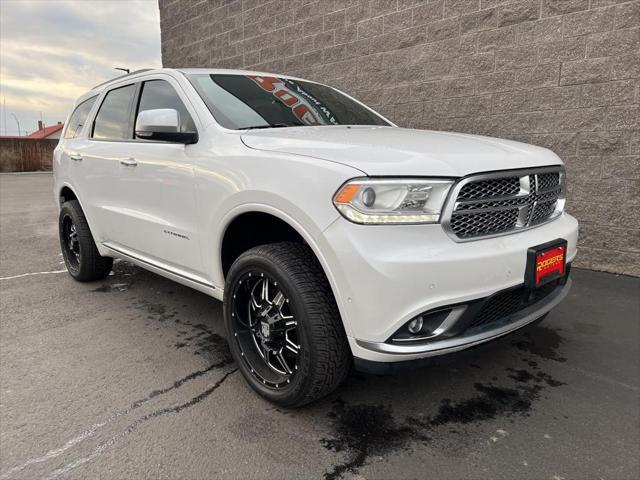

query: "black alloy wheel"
left=230, top=271, right=300, bottom=388
left=223, top=242, right=351, bottom=407
left=61, top=213, right=81, bottom=274
left=58, top=200, right=113, bottom=281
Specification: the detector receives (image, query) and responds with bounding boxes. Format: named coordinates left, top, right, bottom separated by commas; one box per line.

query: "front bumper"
left=357, top=275, right=570, bottom=359
left=317, top=212, right=578, bottom=363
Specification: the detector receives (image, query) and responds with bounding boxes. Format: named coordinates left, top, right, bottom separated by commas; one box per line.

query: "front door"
left=87, top=78, right=203, bottom=275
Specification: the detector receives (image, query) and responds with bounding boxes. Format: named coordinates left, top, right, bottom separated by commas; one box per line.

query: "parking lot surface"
left=1, top=173, right=639, bottom=480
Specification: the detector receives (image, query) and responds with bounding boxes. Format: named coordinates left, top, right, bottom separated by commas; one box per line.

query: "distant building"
left=27, top=121, right=64, bottom=139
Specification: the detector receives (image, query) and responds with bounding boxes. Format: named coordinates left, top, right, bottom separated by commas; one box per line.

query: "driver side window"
left=136, top=80, right=196, bottom=136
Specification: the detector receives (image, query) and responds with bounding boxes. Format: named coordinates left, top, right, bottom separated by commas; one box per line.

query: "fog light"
left=389, top=309, right=455, bottom=343
left=407, top=317, right=423, bottom=334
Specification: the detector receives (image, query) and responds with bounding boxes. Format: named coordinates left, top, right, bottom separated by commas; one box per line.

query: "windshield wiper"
left=240, top=123, right=304, bottom=130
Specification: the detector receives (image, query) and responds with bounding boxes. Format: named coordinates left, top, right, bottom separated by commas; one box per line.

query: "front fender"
left=207, top=198, right=355, bottom=337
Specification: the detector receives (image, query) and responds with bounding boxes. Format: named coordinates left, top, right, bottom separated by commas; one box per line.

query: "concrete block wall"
left=159, top=0, right=639, bottom=276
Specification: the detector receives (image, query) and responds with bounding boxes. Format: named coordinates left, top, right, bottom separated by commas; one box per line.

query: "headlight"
left=333, top=178, right=454, bottom=224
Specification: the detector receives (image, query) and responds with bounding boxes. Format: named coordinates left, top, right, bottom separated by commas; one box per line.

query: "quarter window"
left=136, top=80, right=196, bottom=135
left=64, top=96, right=97, bottom=139
left=92, top=84, right=137, bottom=140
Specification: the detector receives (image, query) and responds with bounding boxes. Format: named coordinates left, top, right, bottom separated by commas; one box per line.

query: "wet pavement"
left=1, top=173, right=639, bottom=480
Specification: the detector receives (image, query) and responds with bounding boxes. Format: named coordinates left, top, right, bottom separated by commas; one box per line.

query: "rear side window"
left=136, top=80, right=196, bottom=134
left=92, top=84, right=136, bottom=140
left=64, top=96, right=97, bottom=139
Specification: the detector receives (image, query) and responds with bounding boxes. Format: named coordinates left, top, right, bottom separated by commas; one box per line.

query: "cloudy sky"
left=0, top=0, right=161, bottom=136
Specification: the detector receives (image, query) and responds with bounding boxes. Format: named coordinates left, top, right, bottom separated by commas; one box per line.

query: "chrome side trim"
left=441, top=166, right=565, bottom=242
left=356, top=278, right=571, bottom=356
left=102, top=242, right=220, bottom=298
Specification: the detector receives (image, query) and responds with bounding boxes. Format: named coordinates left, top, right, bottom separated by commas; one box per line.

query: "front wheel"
left=59, top=200, right=113, bottom=282
left=223, top=242, right=351, bottom=407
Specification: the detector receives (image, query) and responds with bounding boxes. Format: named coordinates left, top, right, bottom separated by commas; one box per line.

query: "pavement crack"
left=130, top=368, right=238, bottom=419
left=0, top=364, right=233, bottom=480
left=44, top=369, right=238, bottom=480
left=130, top=358, right=232, bottom=409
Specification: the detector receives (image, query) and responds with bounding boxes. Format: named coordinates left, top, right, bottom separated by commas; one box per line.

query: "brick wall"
left=159, top=0, right=639, bottom=276
left=0, top=138, right=57, bottom=172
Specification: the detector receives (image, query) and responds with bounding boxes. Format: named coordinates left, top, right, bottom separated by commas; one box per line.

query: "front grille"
left=446, top=168, right=564, bottom=240
left=468, top=282, right=560, bottom=330
left=458, top=176, right=520, bottom=200
left=537, top=172, right=560, bottom=191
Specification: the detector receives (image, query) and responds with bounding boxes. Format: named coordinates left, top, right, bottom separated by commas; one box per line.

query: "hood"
left=240, top=126, right=562, bottom=177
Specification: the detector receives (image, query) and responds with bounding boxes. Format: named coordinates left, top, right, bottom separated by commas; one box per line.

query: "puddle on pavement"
left=321, top=326, right=569, bottom=479
left=92, top=261, right=140, bottom=292
left=90, top=260, right=233, bottom=369
left=173, top=321, right=233, bottom=364
left=511, top=325, right=567, bottom=362
left=128, top=296, right=232, bottom=366
left=322, top=400, right=418, bottom=480
left=507, top=368, right=565, bottom=387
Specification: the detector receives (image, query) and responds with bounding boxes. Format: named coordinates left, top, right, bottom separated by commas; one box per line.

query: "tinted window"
left=92, top=84, right=136, bottom=140
left=137, top=80, right=195, bottom=134
left=64, top=96, right=97, bottom=139
left=188, top=74, right=390, bottom=130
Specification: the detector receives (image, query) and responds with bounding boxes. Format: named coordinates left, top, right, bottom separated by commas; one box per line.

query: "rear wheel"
left=59, top=200, right=112, bottom=281
left=223, top=242, right=351, bottom=407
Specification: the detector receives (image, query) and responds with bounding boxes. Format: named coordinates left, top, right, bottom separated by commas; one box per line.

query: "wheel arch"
left=216, top=205, right=353, bottom=337
left=57, top=182, right=108, bottom=257
left=59, top=184, right=79, bottom=206
left=220, top=211, right=305, bottom=277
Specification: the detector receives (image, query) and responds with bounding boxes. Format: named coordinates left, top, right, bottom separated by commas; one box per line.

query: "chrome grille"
left=537, top=172, right=560, bottom=191
left=458, top=177, right=520, bottom=200
left=444, top=168, right=565, bottom=241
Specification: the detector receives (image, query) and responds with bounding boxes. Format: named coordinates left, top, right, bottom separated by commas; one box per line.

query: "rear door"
left=75, top=83, right=138, bottom=244
left=57, top=94, right=98, bottom=205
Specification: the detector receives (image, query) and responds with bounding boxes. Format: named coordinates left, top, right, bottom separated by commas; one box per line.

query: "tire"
left=59, top=200, right=113, bottom=282
left=223, top=242, right=351, bottom=407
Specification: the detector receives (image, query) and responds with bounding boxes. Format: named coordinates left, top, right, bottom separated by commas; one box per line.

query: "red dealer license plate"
left=525, top=239, right=567, bottom=289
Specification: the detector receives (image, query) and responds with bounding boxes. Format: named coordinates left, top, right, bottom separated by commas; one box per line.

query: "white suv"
left=54, top=68, right=578, bottom=406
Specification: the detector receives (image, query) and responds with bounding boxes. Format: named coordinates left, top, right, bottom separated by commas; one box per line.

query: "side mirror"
left=135, top=109, right=197, bottom=144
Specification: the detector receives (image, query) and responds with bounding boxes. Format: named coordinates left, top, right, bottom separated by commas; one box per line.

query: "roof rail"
left=91, top=68, right=154, bottom=90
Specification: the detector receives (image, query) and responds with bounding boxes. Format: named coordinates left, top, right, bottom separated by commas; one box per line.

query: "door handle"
left=120, top=158, right=138, bottom=167
left=69, top=155, right=83, bottom=162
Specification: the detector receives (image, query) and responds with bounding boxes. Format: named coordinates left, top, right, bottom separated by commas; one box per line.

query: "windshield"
left=187, top=73, right=391, bottom=130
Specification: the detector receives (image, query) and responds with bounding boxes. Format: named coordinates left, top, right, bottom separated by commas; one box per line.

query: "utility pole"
left=10, top=113, right=20, bottom=136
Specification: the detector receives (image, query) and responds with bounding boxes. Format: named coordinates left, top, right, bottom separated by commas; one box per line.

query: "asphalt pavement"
left=1, top=173, right=638, bottom=480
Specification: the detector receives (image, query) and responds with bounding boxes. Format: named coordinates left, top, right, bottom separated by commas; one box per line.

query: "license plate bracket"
left=525, top=239, right=567, bottom=289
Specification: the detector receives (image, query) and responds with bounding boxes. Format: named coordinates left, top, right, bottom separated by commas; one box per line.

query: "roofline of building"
left=26, top=123, right=64, bottom=139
